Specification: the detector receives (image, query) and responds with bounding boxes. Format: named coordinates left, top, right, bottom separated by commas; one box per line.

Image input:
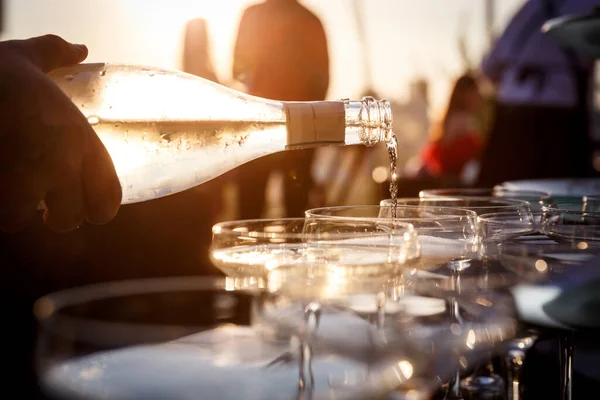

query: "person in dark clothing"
left=477, top=0, right=598, bottom=187
left=232, top=0, right=329, bottom=218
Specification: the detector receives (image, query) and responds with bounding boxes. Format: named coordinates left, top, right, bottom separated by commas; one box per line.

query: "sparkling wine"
left=210, top=242, right=405, bottom=280
left=386, top=133, right=399, bottom=218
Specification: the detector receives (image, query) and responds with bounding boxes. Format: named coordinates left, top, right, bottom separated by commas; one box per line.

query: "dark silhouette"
left=232, top=0, right=329, bottom=218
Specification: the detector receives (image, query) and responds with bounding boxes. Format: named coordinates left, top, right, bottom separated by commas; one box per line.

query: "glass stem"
left=559, top=330, right=574, bottom=400
left=447, top=269, right=464, bottom=399
left=376, top=291, right=386, bottom=330
left=506, top=349, right=525, bottom=400
left=298, top=302, right=321, bottom=396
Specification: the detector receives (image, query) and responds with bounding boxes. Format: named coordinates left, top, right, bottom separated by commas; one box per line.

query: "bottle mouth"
left=359, top=96, right=393, bottom=145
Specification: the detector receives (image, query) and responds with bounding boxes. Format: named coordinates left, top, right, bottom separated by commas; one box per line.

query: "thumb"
left=3, top=34, right=88, bottom=72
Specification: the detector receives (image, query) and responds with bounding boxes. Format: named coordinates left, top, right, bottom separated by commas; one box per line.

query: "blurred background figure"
left=180, top=17, right=225, bottom=269
left=419, top=74, right=485, bottom=183
left=182, top=18, right=219, bottom=82
left=231, top=0, right=329, bottom=219
left=477, top=0, right=599, bottom=187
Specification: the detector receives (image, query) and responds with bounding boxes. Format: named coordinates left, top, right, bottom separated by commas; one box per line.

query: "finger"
left=43, top=177, right=86, bottom=233
left=3, top=34, right=88, bottom=72
left=82, top=130, right=122, bottom=225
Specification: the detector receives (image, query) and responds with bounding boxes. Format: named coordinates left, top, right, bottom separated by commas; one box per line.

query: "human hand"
left=0, top=35, right=122, bottom=233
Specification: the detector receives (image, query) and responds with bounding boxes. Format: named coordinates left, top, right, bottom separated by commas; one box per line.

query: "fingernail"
left=72, top=44, right=87, bottom=52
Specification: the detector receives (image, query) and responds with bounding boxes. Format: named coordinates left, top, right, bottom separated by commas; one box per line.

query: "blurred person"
left=477, top=0, right=598, bottom=187
left=182, top=18, right=218, bottom=83
left=419, top=74, right=485, bottom=181
left=232, top=0, right=329, bottom=218
left=181, top=17, right=224, bottom=269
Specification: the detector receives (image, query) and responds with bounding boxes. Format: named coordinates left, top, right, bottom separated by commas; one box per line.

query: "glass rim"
left=497, top=241, right=600, bottom=255
left=542, top=203, right=600, bottom=215
left=477, top=211, right=539, bottom=221
left=304, top=204, right=478, bottom=221
left=212, top=217, right=418, bottom=239
left=583, top=194, right=600, bottom=201
left=381, top=197, right=532, bottom=209
left=421, top=187, right=551, bottom=199
left=34, top=276, right=230, bottom=323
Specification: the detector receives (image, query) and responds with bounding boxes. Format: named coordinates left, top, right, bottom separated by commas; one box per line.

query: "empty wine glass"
left=453, top=212, right=535, bottom=400
left=305, top=204, right=481, bottom=399
left=381, top=197, right=533, bottom=217
left=540, top=204, right=600, bottom=247
left=402, top=266, right=520, bottom=400
left=419, top=188, right=552, bottom=212
left=35, top=276, right=393, bottom=400
left=582, top=195, right=600, bottom=212
left=477, top=212, right=537, bottom=257
left=497, top=242, right=600, bottom=400
left=265, top=258, right=519, bottom=399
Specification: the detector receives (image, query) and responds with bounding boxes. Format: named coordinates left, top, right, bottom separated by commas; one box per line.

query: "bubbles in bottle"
left=87, top=116, right=100, bottom=125
left=99, top=70, right=106, bottom=76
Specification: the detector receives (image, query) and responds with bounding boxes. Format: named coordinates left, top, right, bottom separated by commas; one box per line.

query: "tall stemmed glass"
left=582, top=195, right=600, bottom=212
left=265, top=261, right=518, bottom=400
left=305, top=204, right=479, bottom=399
left=541, top=202, right=600, bottom=247
left=498, top=242, right=600, bottom=400
left=210, top=217, right=421, bottom=398
left=459, top=212, right=537, bottom=400
left=539, top=202, right=600, bottom=400
left=380, top=198, right=534, bottom=397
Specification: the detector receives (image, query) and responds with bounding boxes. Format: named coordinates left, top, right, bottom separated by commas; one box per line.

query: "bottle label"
left=284, top=101, right=345, bottom=149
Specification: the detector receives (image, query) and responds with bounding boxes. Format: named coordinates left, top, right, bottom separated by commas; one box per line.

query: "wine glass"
left=304, top=204, right=481, bottom=398
left=418, top=188, right=552, bottom=212
left=540, top=203, right=600, bottom=247
left=582, top=195, right=600, bottom=212
left=538, top=204, right=600, bottom=400
left=450, top=212, right=535, bottom=399
left=477, top=212, right=537, bottom=256
left=381, top=197, right=533, bottom=217
left=210, top=217, right=421, bottom=396
left=402, top=266, right=520, bottom=400
left=497, top=242, right=600, bottom=400
left=264, top=257, right=519, bottom=399
left=305, top=204, right=479, bottom=274
left=36, top=276, right=397, bottom=400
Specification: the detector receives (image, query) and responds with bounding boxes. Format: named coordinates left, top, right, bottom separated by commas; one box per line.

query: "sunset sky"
left=3, top=0, right=526, bottom=113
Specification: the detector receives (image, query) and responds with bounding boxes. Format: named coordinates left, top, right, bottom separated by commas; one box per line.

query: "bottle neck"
left=283, top=97, right=393, bottom=149
left=344, top=97, right=393, bottom=146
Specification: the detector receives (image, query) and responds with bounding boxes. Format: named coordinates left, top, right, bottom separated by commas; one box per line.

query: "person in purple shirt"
left=477, top=0, right=599, bottom=187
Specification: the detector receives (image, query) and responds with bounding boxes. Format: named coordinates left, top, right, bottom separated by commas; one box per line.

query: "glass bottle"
left=50, top=63, right=393, bottom=204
